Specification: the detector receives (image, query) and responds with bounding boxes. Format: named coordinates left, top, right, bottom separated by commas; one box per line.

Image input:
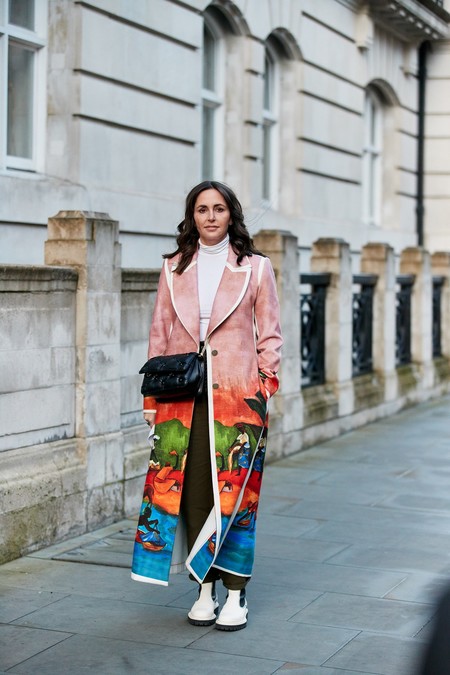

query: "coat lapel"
left=169, top=246, right=252, bottom=344
left=207, top=247, right=251, bottom=337
left=169, top=254, right=200, bottom=345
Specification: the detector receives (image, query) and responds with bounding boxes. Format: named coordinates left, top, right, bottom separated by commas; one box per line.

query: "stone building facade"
left=2, top=1, right=450, bottom=561
left=1, top=0, right=449, bottom=267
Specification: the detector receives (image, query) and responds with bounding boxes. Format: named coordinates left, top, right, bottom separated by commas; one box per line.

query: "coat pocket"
left=258, top=375, right=270, bottom=400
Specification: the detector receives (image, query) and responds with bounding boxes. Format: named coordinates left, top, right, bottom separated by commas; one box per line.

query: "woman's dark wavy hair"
left=164, top=180, right=265, bottom=274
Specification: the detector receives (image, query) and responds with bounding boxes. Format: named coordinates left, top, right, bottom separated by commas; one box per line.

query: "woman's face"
left=193, top=188, right=230, bottom=246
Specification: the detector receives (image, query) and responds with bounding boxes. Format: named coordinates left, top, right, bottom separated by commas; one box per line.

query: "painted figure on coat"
left=131, top=180, right=282, bottom=632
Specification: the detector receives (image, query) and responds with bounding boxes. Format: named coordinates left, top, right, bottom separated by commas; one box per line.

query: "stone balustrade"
left=0, top=214, right=449, bottom=563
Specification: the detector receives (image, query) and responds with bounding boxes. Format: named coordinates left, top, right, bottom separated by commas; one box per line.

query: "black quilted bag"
left=139, top=352, right=205, bottom=401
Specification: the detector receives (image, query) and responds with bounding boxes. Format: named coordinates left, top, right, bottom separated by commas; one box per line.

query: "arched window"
left=261, top=31, right=301, bottom=212
left=362, top=88, right=384, bottom=227
left=262, top=46, right=279, bottom=204
left=201, top=16, right=224, bottom=180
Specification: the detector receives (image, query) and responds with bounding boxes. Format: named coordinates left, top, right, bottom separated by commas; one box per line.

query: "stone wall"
left=0, top=264, right=81, bottom=561
left=0, top=265, right=78, bottom=451
left=0, top=211, right=449, bottom=563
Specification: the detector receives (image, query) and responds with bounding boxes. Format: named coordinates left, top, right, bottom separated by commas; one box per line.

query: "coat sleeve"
left=143, top=259, right=176, bottom=412
left=254, top=257, right=283, bottom=398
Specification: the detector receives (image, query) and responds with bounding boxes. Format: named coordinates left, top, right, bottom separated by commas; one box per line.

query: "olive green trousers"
left=180, top=389, right=249, bottom=592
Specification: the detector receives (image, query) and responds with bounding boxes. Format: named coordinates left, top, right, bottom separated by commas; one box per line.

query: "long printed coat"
left=131, top=245, right=282, bottom=586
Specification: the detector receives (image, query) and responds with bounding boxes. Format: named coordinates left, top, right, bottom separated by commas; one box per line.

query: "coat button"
left=212, top=349, right=218, bottom=356
left=212, top=383, right=219, bottom=389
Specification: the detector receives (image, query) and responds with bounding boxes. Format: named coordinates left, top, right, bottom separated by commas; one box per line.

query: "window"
left=362, top=88, right=383, bottom=227
left=0, top=0, right=47, bottom=171
left=201, top=17, right=224, bottom=180
left=262, top=46, right=279, bottom=205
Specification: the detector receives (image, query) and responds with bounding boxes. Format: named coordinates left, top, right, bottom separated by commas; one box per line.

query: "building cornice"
left=367, top=0, right=449, bottom=41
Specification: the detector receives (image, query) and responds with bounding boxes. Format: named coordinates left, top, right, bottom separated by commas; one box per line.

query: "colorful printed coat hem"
left=131, top=572, right=168, bottom=586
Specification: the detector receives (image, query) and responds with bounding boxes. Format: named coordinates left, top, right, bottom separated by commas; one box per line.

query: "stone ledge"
left=121, top=269, right=160, bottom=292
left=0, top=439, right=86, bottom=564
left=353, top=372, right=384, bottom=413
left=302, top=384, right=339, bottom=428
left=301, top=381, right=449, bottom=452
left=0, top=264, right=78, bottom=292
left=397, top=363, right=421, bottom=397
left=434, top=356, right=450, bottom=384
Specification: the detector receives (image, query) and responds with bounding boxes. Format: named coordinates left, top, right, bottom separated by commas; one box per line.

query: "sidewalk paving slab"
left=1, top=394, right=449, bottom=674
left=5, top=634, right=284, bottom=675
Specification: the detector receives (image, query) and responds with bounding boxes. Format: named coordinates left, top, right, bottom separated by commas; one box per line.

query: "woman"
left=131, top=180, right=282, bottom=631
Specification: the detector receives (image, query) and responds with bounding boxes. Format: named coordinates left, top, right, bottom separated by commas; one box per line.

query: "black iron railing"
left=432, top=276, right=445, bottom=358
left=396, top=275, right=414, bottom=366
left=300, top=273, right=330, bottom=387
left=352, top=274, right=377, bottom=377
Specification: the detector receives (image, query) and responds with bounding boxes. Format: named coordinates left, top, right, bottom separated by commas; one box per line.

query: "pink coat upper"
left=143, top=245, right=282, bottom=418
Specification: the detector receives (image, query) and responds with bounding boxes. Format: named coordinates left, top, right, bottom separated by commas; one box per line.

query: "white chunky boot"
left=188, top=582, right=219, bottom=626
left=215, top=589, right=248, bottom=631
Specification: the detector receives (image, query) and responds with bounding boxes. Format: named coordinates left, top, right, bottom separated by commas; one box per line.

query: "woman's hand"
left=144, top=412, right=156, bottom=428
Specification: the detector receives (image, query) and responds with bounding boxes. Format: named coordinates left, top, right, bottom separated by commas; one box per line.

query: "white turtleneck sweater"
left=198, top=234, right=229, bottom=341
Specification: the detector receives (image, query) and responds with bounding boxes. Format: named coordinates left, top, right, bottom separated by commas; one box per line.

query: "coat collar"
left=169, top=245, right=252, bottom=345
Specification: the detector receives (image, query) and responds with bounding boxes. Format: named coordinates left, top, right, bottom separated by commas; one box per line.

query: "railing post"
left=431, top=252, right=450, bottom=359
left=311, top=238, right=353, bottom=416
left=400, top=247, right=433, bottom=387
left=253, top=229, right=302, bottom=456
left=45, top=211, right=124, bottom=528
left=361, top=243, right=397, bottom=401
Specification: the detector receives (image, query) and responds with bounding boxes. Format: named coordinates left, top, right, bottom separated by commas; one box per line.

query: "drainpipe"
left=416, top=41, right=430, bottom=248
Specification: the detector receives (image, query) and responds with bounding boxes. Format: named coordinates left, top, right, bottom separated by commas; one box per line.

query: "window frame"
left=201, top=15, right=225, bottom=181
left=0, top=0, right=47, bottom=173
left=262, top=43, right=280, bottom=208
left=362, top=87, right=383, bottom=228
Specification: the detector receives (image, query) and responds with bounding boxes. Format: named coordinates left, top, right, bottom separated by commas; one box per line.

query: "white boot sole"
left=215, top=607, right=248, bottom=631
left=188, top=601, right=219, bottom=627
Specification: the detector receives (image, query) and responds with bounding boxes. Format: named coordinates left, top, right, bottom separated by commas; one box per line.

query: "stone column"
left=311, top=238, right=353, bottom=417
left=361, top=243, right=397, bottom=401
left=400, top=247, right=433, bottom=388
left=45, top=211, right=123, bottom=528
left=253, top=229, right=302, bottom=457
left=431, top=252, right=450, bottom=359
